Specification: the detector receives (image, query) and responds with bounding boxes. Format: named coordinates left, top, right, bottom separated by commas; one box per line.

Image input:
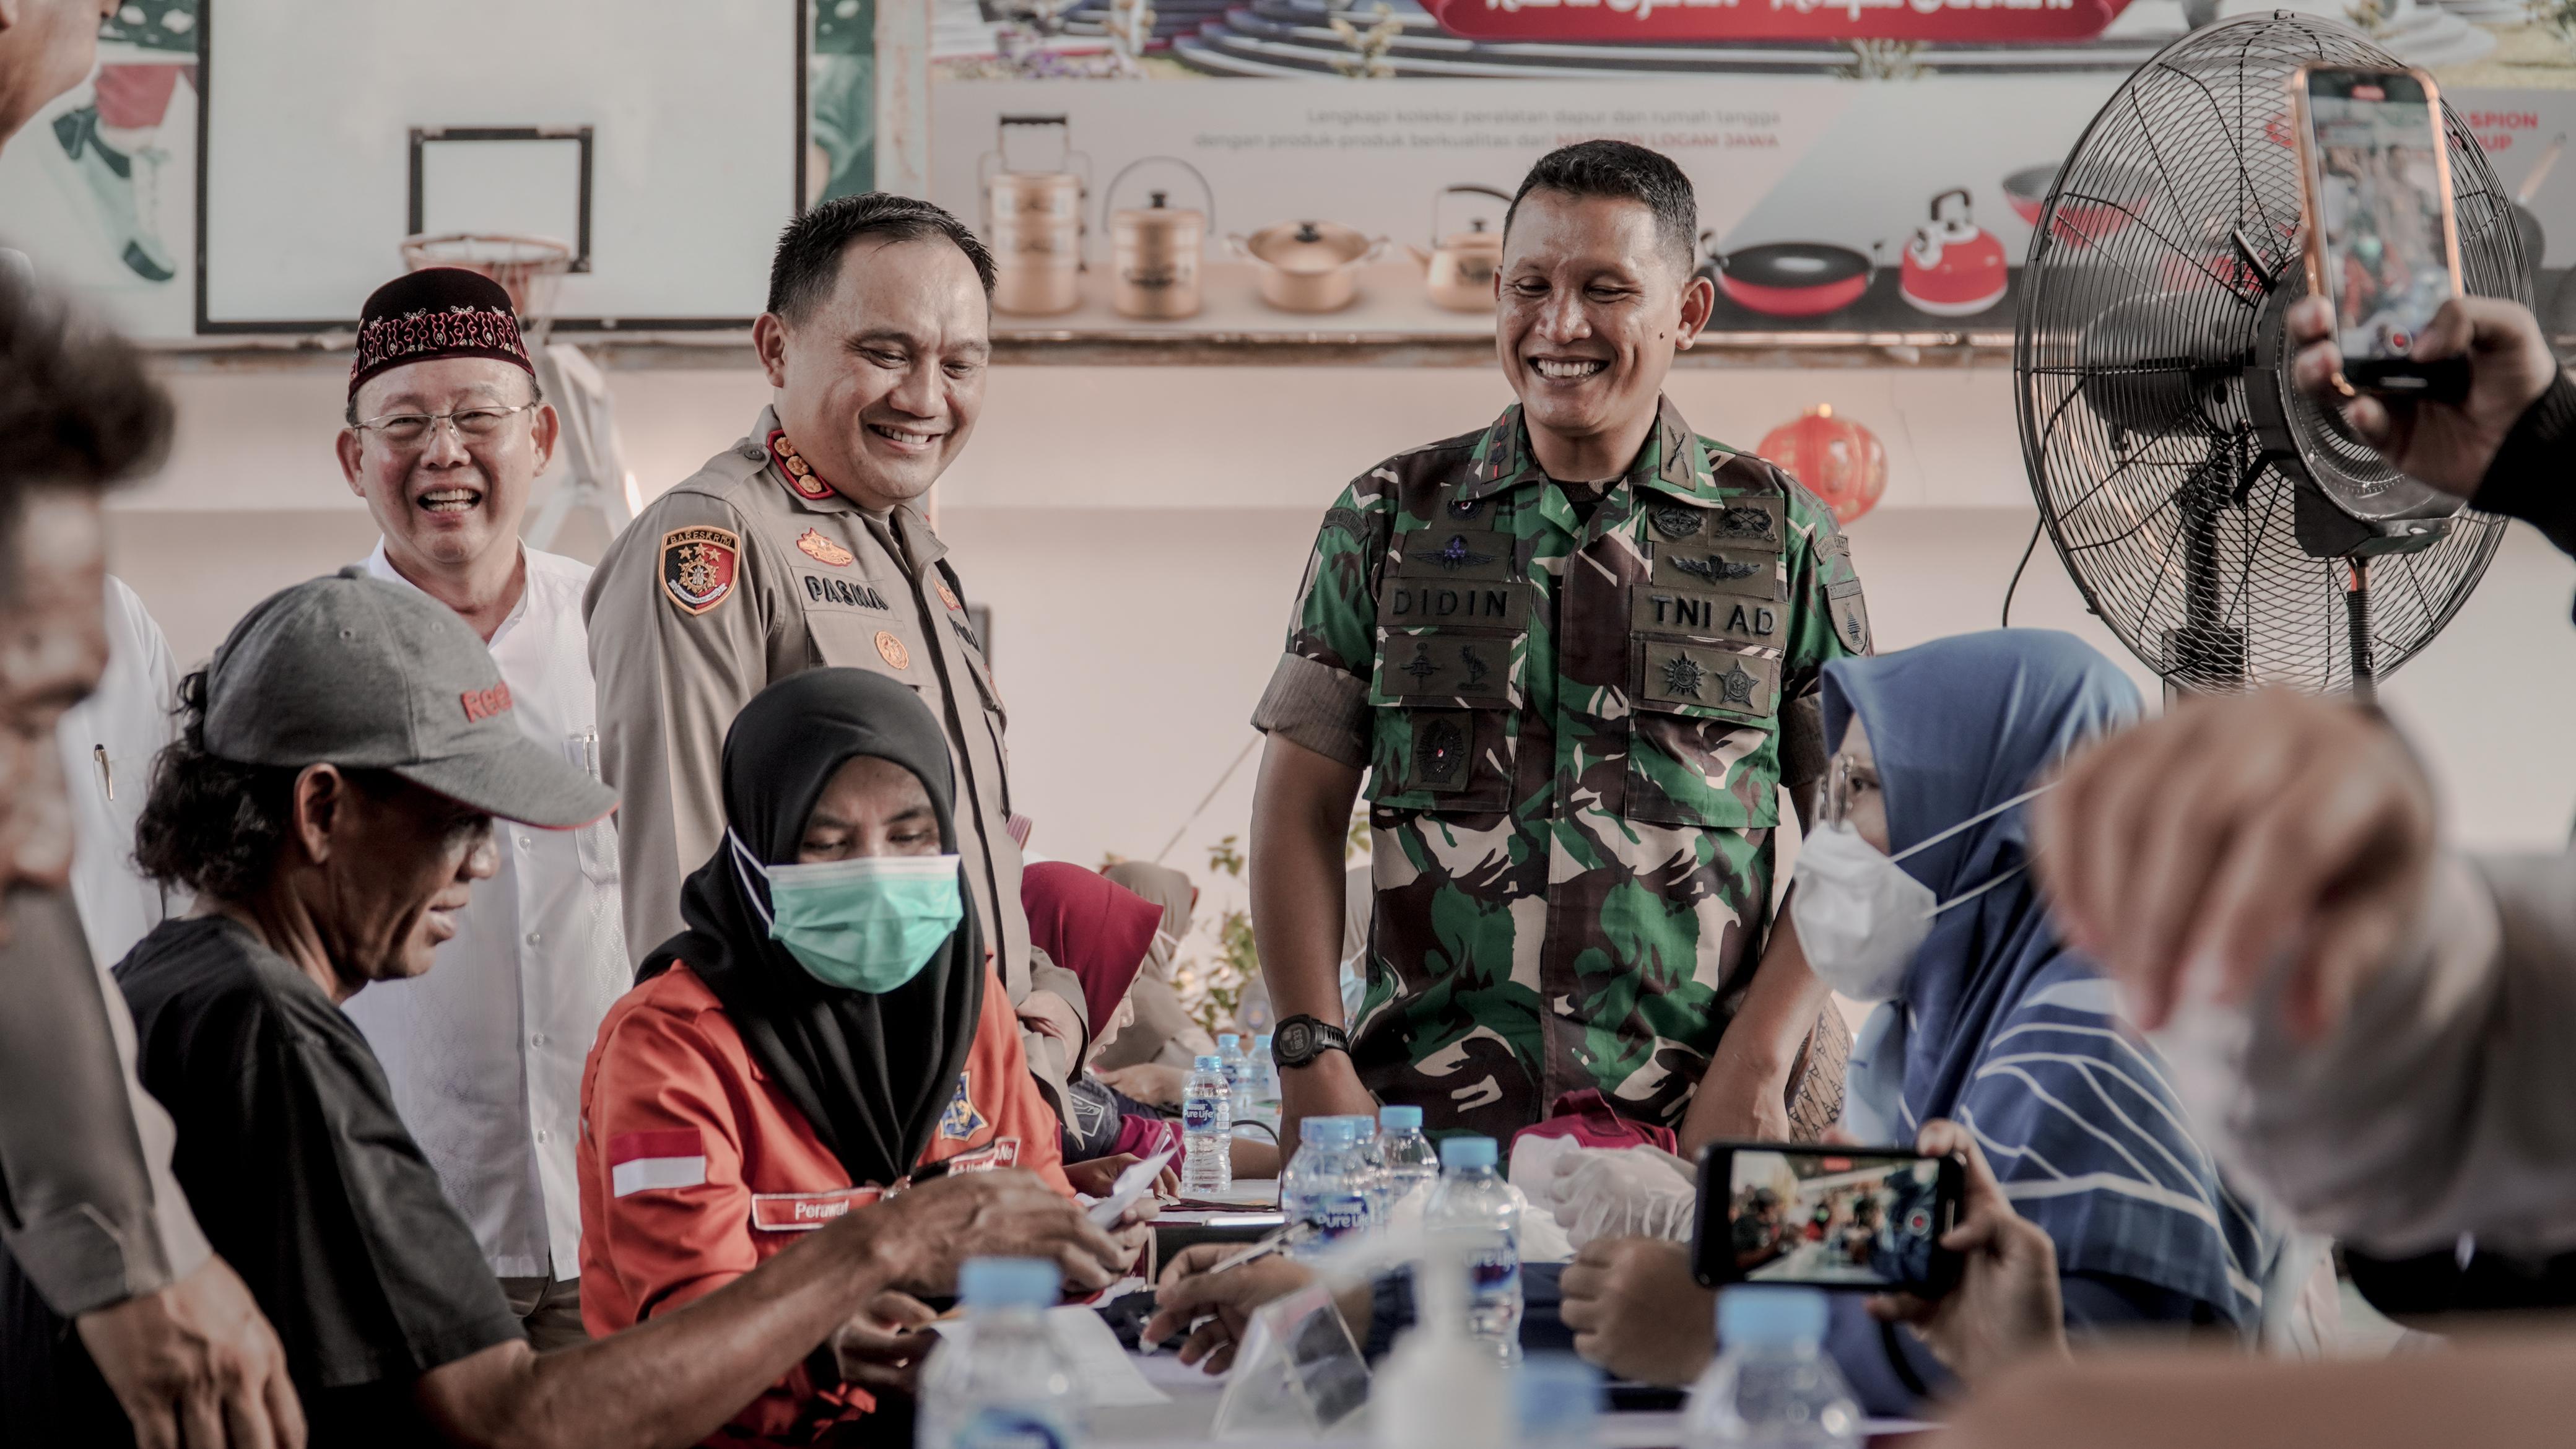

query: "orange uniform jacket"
left=577, top=960, right=1072, bottom=1446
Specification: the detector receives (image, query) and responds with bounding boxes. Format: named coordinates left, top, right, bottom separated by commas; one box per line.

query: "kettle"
left=980, top=114, right=1090, bottom=316
left=1408, top=184, right=1511, bottom=312
left=1105, top=157, right=1214, bottom=320
left=1899, top=188, right=2008, bottom=317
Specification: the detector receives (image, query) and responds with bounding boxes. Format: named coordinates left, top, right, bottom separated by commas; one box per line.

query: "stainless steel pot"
left=981, top=115, right=1089, bottom=316
left=1229, top=220, right=1386, bottom=313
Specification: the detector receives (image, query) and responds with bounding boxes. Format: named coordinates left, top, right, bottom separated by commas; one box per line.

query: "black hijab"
left=638, top=668, right=983, bottom=1188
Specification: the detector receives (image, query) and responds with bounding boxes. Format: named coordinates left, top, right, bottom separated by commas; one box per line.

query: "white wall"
left=115, top=358, right=2576, bottom=900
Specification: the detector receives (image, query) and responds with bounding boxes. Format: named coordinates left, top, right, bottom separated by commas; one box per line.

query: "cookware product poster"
left=929, top=0, right=2576, bottom=341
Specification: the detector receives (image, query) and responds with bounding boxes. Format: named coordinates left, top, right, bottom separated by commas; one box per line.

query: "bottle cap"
left=1378, top=1105, right=1423, bottom=1131
left=1515, top=1353, right=1603, bottom=1438
left=1219, top=1033, right=1241, bottom=1050
left=959, top=1256, right=1060, bottom=1311
left=1717, top=1285, right=1829, bottom=1349
left=1439, top=1135, right=1497, bottom=1170
left=1194, top=1054, right=1224, bottom=1071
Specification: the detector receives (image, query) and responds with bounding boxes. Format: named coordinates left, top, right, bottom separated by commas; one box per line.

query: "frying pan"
left=1702, top=240, right=1876, bottom=318
left=2003, top=162, right=2143, bottom=248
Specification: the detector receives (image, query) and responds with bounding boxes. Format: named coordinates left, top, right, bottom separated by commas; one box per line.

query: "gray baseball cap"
left=202, top=567, right=614, bottom=829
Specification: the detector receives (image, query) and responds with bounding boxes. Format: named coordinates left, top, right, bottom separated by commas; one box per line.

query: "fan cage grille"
left=2014, top=15, right=2513, bottom=695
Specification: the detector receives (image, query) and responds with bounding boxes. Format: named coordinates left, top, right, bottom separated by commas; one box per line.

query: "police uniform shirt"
left=584, top=407, right=1084, bottom=1087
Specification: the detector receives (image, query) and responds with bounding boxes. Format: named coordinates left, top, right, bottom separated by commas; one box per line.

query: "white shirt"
left=342, top=544, right=628, bottom=1281
left=58, top=575, right=185, bottom=972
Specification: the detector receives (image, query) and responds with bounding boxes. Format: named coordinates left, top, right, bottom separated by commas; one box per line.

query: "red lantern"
left=1759, top=404, right=1887, bottom=526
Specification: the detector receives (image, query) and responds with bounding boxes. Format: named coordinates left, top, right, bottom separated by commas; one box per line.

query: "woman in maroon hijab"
left=1022, top=863, right=1281, bottom=1190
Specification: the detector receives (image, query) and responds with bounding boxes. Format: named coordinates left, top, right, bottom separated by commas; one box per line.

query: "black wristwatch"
left=1271, top=1015, right=1351, bottom=1069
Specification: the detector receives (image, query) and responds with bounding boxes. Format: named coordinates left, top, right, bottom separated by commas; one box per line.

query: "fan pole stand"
left=2345, top=558, right=2377, bottom=706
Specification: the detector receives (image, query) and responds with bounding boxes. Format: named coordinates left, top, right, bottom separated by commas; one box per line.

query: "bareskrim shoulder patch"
left=661, top=526, right=741, bottom=616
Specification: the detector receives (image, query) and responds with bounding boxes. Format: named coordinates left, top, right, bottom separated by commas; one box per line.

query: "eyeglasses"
left=1822, top=754, right=1881, bottom=829
left=350, top=401, right=539, bottom=448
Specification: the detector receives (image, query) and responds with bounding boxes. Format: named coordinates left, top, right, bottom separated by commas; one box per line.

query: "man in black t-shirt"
left=0, top=570, right=1138, bottom=1449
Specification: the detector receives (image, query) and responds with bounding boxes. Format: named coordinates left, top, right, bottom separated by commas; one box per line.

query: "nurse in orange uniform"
left=577, top=668, right=1146, bottom=1446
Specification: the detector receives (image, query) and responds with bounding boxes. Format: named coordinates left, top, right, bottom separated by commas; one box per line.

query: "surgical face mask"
left=1790, top=783, right=2051, bottom=1003
left=729, top=831, right=964, bottom=994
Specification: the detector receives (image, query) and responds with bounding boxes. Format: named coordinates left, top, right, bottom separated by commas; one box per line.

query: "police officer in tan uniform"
left=585, top=195, right=1089, bottom=1100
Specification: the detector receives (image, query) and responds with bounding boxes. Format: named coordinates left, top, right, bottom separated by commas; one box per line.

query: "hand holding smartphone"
left=2289, top=64, right=2469, bottom=401
left=1688, top=1142, right=1965, bottom=1297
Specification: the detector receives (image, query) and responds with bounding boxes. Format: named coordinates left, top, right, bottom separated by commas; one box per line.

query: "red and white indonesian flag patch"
left=609, top=1129, right=708, bottom=1198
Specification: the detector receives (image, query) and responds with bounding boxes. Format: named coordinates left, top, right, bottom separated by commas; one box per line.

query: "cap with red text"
left=201, top=567, right=613, bottom=829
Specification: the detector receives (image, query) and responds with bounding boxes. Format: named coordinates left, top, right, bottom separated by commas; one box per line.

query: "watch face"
left=1277, top=1020, right=1313, bottom=1061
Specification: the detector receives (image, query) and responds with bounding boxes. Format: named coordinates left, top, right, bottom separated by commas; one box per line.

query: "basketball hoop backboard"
left=198, top=0, right=801, bottom=334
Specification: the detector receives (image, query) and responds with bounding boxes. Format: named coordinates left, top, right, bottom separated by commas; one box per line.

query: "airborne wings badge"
left=661, top=527, right=741, bottom=616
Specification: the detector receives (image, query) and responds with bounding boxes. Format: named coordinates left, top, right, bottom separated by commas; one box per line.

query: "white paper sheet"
left=931, top=1305, right=1172, bottom=1407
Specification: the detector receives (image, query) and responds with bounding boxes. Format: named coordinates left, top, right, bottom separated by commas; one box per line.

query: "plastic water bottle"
left=1424, top=1135, right=1522, bottom=1362
left=1682, top=1286, right=1861, bottom=1449
left=1250, top=1034, right=1283, bottom=1126
left=1516, top=1354, right=1606, bottom=1449
left=1217, top=1032, right=1258, bottom=1125
left=1282, top=1116, right=1374, bottom=1258
left=1367, top=1105, right=1442, bottom=1222
left=1182, top=1053, right=1233, bottom=1193
left=916, top=1257, right=1084, bottom=1449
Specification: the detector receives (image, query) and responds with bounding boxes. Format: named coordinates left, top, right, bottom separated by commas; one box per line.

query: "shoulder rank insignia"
left=1660, top=653, right=1706, bottom=700
left=1671, top=554, right=1762, bottom=583
left=1717, top=505, right=1775, bottom=540
left=938, top=1071, right=988, bottom=1141
left=794, top=528, right=855, bottom=567
left=1649, top=505, right=1703, bottom=540
left=1415, top=718, right=1465, bottom=785
left=1427, top=534, right=1499, bottom=572
left=767, top=430, right=837, bottom=502
left=660, top=526, right=741, bottom=616
left=1718, top=663, right=1759, bottom=707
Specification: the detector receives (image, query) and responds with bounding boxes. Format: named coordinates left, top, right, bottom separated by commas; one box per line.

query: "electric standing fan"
left=2015, top=13, right=2525, bottom=700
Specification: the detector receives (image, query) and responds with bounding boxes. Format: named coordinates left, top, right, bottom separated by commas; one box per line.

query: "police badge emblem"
left=795, top=528, right=855, bottom=567
left=659, top=526, right=741, bottom=616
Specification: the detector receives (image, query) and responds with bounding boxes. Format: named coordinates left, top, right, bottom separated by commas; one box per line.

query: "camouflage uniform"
left=1251, top=398, right=1870, bottom=1139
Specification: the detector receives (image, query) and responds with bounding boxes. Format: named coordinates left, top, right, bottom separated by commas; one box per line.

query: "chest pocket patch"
left=939, top=1072, right=988, bottom=1141
left=1636, top=641, right=1780, bottom=722
left=1392, top=529, right=1516, bottom=583
left=1377, top=632, right=1513, bottom=706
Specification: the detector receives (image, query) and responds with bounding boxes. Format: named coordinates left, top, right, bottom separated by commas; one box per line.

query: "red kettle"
left=1900, top=188, right=2008, bottom=316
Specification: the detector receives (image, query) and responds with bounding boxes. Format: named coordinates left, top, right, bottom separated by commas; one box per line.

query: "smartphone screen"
left=1692, top=1144, right=1963, bottom=1294
left=2297, top=67, right=2460, bottom=376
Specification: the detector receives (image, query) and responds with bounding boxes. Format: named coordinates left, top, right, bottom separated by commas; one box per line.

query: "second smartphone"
left=1689, top=1141, right=1966, bottom=1297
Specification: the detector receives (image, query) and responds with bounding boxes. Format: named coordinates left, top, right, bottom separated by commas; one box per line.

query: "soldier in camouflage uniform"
left=1250, top=142, right=1869, bottom=1147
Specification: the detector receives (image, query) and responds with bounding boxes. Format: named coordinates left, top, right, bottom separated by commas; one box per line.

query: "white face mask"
left=1790, top=783, right=2052, bottom=1003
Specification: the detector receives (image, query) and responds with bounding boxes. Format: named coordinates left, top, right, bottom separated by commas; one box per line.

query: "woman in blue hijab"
left=1803, top=629, right=2278, bottom=1408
